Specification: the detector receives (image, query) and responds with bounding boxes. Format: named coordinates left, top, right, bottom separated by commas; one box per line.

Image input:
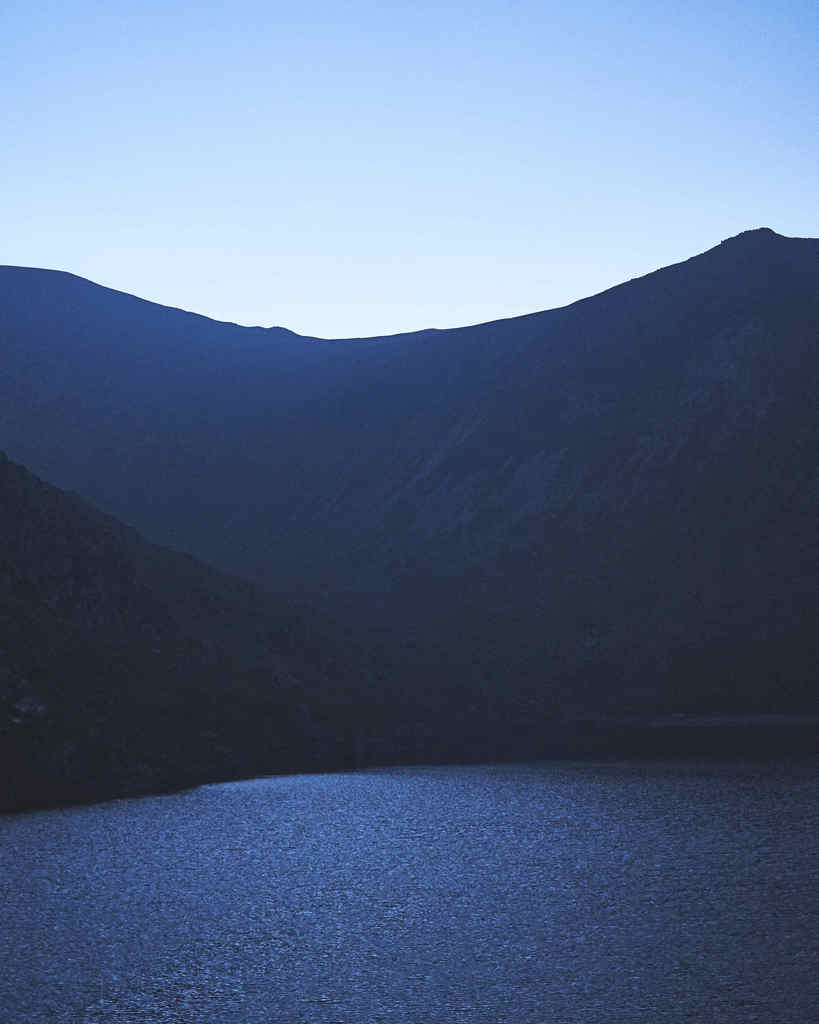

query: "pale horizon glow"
left=4, top=1, right=817, bottom=339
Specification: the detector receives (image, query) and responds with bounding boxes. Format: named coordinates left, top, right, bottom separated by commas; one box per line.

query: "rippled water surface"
left=1, top=761, right=817, bottom=1023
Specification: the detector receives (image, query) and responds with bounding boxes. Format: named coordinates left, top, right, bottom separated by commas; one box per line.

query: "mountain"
left=0, top=453, right=390, bottom=811
left=1, top=228, right=818, bottom=777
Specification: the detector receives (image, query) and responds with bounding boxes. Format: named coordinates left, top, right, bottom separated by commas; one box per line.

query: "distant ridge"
left=0, top=227, right=807, bottom=337
left=0, top=262, right=300, bottom=335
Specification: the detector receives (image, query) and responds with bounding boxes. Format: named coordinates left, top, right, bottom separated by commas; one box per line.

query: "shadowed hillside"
left=1, top=229, right=817, bottom=795
left=0, top=454, right=387, bottom=811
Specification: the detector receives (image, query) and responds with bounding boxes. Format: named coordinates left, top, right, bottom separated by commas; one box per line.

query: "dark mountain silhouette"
left=1, top=228, right=817, bottom=803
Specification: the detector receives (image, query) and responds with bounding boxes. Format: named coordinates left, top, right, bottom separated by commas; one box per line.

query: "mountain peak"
left=720, top=226, right=781, bottom=244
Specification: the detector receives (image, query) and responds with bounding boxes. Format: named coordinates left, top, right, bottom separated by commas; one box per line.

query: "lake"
left=1, top=761, right=816, bottom=1023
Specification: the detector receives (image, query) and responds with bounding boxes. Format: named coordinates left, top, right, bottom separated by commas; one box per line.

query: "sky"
left=3, top=0, right=817, bottom=338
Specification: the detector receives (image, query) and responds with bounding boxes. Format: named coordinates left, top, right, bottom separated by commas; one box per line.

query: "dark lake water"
left=1, top=761, right=817, bottom=1023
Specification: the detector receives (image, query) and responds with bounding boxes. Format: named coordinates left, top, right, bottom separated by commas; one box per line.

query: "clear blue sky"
left=4, top=1, right=817, bottom=338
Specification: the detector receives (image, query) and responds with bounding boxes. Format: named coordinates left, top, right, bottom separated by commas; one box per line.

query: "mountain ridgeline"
left=1, top=228, right=817, bottom=805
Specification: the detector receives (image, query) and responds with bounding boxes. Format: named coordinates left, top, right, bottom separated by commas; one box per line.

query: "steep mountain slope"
left=0, top=453, right=380, bottom=812
left=1, top=228, right=818, bottom=733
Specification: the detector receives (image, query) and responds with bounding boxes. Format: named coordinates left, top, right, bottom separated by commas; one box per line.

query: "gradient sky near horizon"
left=4, top=0, right=817, bottom=338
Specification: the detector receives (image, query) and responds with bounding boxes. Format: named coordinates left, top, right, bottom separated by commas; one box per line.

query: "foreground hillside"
left=0, top=454, right=381, bottom=811
left=1, top=228, right=817, bottom=790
